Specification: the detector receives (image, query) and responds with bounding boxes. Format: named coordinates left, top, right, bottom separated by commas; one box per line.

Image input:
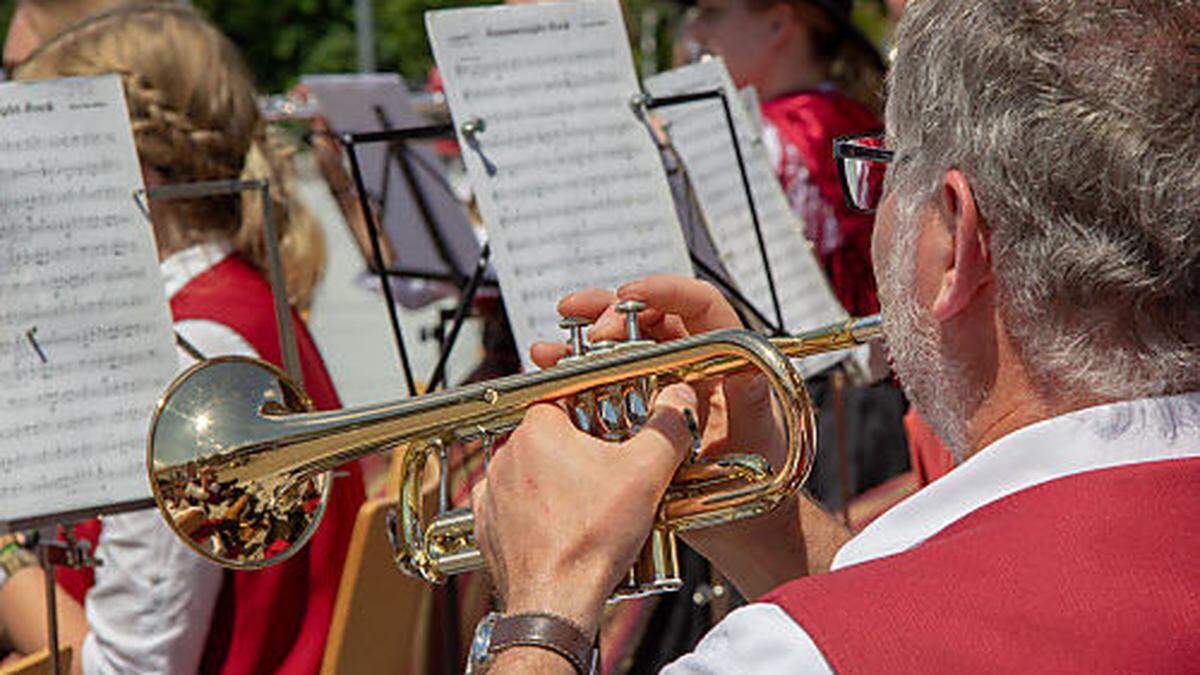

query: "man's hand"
left=531, top=275, right=852, bottom=599
left=472, top=384, right=699, bottom=635
left=532, top=275, right=786, bottom=468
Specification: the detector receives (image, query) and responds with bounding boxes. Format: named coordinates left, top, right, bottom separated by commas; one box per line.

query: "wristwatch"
left=466, top=611, right=598, bottom=675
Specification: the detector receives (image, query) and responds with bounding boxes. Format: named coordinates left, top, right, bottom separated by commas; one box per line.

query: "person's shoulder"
left=662, top=603, right=834, bottom=674
left=761, top=89, right=880, bottom=151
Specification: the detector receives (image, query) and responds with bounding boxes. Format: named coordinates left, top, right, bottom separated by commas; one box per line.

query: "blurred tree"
left=0, top=0, right=890, bottom=89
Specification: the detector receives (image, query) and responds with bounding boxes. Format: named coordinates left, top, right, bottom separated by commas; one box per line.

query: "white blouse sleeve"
left=80, top=320, right=258, bottom=675
left=661, top=603, right=835, bottom=675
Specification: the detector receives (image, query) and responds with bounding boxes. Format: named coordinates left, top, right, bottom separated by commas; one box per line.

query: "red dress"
left=60, top=255, right=364, bottom=675
left=761, top=89, right=882, bottom=317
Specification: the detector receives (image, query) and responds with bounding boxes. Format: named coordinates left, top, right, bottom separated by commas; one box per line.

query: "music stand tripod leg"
left=425, top=242, right=491, bottom=393
left=40, top=540, right=61, bottom=675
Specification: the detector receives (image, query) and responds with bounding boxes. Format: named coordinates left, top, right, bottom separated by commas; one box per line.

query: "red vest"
left=170, top=255, right=365, bottom=675
left=762, top=458, right=1200, bottom=673
left=57, top=255, right=364, bottom=673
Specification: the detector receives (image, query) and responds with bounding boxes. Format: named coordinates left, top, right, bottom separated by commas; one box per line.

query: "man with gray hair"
left=463, top=1, right=1200, bottom=672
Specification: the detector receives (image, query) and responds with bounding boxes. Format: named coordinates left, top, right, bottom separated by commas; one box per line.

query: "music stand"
left=638, top=89, right=787, bottom=336
left=1, top=178, right=296, bottom=675
left=135, top=179, right=303, bottom=385
left=338, top=125, right=494, bottom=397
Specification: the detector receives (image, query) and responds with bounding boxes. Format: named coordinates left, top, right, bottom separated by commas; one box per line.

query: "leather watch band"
left=489, top=612, right=596, bottom=674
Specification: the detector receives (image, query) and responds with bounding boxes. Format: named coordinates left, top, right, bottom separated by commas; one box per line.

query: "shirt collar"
left=833, top=390, right=1200, bottom=570
left=160, top=240, right=233, bottom=299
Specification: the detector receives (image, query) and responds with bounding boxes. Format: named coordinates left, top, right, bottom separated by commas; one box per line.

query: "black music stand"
left=337, top=125, right=494, bottom=398
left=0, top=177, right=300, bottom=675
left=637, top=89, right=787, bottom=336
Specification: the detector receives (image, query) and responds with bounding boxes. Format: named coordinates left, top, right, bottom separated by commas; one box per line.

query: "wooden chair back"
left=320, top=499, right=432, bottom=674
left=0, top=646, right=72, bottom=675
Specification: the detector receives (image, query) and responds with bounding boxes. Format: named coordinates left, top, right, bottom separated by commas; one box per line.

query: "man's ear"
left=931, top=169, right=991, bottom=321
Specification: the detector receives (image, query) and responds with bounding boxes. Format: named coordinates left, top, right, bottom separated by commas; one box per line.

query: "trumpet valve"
left=569, top=392, right=598, bottom=435
left=623, top=384, right=650, bottom=430
left=616, top=300, right=646, bottom=340
left=559, top=316, right=592, bottom=360
left=596, top=388, right=627, bottom=441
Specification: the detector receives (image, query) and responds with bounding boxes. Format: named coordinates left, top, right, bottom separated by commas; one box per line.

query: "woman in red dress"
left=0, top=5, right=363, bottom=673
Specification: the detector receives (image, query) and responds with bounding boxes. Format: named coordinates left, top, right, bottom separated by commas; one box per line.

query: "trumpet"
left=147, top=311, right=881, bottom=600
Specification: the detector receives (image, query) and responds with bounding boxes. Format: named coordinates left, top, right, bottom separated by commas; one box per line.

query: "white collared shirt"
left=664, top=391, right=1200, bottom=674
left=81, top=242, right=257, bottom=675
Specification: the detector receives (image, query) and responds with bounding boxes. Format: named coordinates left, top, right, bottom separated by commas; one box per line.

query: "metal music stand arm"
left=371, top=107, right=468, bottom=289
left=643, top=90, right=788, bottom=335
left=340, top=134, right=422, bottom=398
left=339, top=123, right=487, bottom=398
left=424, top=242, right=491, bottom=393
left=26, top=527, right=102, bottom=675
left=137, top=179, right=303, bottom=386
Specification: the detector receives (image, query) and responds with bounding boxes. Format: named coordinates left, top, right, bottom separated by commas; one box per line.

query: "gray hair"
left=885, top=0, right=1200, bottom=400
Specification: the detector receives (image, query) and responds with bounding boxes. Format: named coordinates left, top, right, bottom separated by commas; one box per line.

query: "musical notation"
left=0, top=75, right=177, bottom=524
left=429, top=0, right=692, bottom=367
left=645, top=59, right=851, bottom=376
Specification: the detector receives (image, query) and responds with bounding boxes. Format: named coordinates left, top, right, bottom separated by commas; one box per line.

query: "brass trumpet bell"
left=147, top=316, right=881, bottom=598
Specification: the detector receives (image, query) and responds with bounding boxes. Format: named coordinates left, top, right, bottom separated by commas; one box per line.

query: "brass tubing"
left=148, top=315, right=882, bottom=589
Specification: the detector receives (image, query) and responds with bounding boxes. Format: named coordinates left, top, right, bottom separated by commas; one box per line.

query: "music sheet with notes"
left=0, top=75, right=176, bottom=525
left=644, top=59, right=849, bottom=376
left=428, top=0, right=693, bottom=367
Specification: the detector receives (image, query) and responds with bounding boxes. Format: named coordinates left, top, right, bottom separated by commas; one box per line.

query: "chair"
left=0, top=646, right=72, bottom=675
left=320, top=499, right=433, bottom=674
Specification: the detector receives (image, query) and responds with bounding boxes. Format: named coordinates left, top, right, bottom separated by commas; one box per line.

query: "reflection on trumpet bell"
left=149, top=356, right=331, bottom=569
left=147, top=315, right=881, bottom=600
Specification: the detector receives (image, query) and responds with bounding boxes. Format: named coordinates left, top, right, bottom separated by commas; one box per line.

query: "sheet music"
left=645, top=59, right=848, bottom=375
left=0, top=75, right=176, bottom=524
left=428, top=0, right=693, bottom=367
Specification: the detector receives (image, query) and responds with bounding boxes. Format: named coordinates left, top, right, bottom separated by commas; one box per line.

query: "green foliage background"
left=1, top=0, right=890, bottom=91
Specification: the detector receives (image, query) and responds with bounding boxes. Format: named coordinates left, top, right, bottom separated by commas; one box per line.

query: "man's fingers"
left=617, top=276, right=741, bottom=334
left=531, top=341, right=571, bottom=369
left=470, top=479, right=489, bottom=561
left=622, top=384, right=699, bottom=483
left=517, top=402, right=591, bottom=448
left=557, top=288, right=616, bottom=321
left=588, top=306, right=688, bottom=343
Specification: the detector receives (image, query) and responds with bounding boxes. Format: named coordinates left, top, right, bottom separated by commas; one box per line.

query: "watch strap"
left=489, top=612, right=596, bottom=675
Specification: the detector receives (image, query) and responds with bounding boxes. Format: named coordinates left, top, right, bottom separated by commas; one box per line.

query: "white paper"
left=428, top=0, right=693, bottom=367
left=0, top=75, right=176, bottom=524
left=645, top=59, right=849, bottom=376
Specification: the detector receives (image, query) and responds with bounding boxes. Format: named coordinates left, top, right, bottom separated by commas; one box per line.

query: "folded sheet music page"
left=0, top=75, right=176, bottom=525
left=428, top=0, right=692, bottom=367
left=645, top=58, right=850, bottom=376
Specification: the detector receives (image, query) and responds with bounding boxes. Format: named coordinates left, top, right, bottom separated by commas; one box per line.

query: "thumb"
left=622, top=383, right=699, bottom=484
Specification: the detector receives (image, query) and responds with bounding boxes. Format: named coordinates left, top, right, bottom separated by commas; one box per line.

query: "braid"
left=120, top=71, right=244, bottom=181
left=15, top=3, right=327, bottom=307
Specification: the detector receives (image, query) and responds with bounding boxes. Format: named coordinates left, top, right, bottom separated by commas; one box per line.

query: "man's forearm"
left=684, top=493, right=852, bottom=599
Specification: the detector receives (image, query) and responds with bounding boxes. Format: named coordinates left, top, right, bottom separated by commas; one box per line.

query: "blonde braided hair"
left=16, top=3, right=325, bottom=308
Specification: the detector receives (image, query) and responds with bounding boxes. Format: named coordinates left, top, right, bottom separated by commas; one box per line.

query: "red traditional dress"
left=58, top=242, right=364, bottom=674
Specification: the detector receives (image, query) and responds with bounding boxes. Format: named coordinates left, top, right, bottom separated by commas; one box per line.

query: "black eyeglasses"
left=834, top=132, right=893, bottom=214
